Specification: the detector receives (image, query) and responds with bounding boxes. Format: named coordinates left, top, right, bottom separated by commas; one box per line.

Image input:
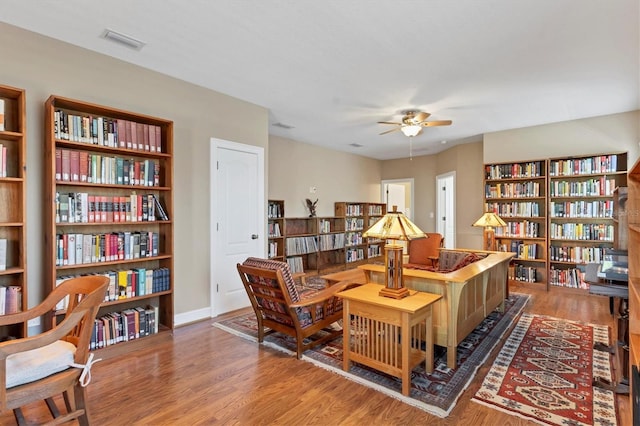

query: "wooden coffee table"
left=337, top=283, right=442, bottom=396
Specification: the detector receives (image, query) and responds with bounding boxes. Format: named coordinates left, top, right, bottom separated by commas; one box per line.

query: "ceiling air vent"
left=102, top=29, right=146, bottom=51
left=272, top=122, right=295, bottom=129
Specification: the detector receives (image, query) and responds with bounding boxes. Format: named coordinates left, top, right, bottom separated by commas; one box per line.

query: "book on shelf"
left=0, top=238, right=6, bottom=270
left=5, top=285, right=21, bottom=314
left=0, top=99, right=4, bottom=131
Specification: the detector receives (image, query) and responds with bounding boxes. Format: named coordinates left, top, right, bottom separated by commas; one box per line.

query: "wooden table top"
left=337, top=283, right=442, bottom=313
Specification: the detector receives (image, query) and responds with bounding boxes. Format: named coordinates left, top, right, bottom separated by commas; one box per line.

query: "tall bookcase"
left=44, top=95, right=174, bottom=352
left=0, top=84, right=27, bottom=339
left=548, top=153, right=627, bottom=288
left=626, top=158, right=640, bottom=421
left=334, top=202, right=387, bottom=266
left=483, top=152, right=627, bottom=291
left=267, top=200, right=284, bottom=261
left=484, top=160, right=548, bottom=286
left=335, top=202, right=366, bottom=266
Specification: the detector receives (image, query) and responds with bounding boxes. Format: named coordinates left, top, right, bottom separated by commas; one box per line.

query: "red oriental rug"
left=472, top=313, right=618, bottom=425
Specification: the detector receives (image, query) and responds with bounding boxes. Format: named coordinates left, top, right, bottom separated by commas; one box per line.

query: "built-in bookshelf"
left=548, top=153, right=627, bottom=289
left=44, top=95, right=174, bottom=353
left=484, top=152, right=628, bottom=291
left=485, top=160, right=548, bottom=286
left=0, top=84, right=26, bottom=339
left=267, top=200, right=284, bottom=261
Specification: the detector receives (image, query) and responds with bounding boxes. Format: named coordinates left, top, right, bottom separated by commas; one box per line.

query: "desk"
left=337, top=283, right=442, bottom=396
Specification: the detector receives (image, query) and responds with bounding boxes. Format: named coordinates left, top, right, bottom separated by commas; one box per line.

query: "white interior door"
left=211, top=138, right=264, bottom=316
left=436, top=172, right=456, bottom=248
left=385, top=183, right=406, bottom=214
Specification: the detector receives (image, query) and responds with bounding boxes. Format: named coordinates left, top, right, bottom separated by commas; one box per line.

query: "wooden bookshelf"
left=0, top=84, right=26, bottom=338
left=267, top=200, right=284, bottom=261
left=273, top=201, right=386, bottom=276
left=548, top=152, right=627, bottom=289
left=484, top=153, right=628, bottom=291
left=484, top=160, right=548, bottom=287
left=44, top=95, right=174, bottom=352
left=335, top=202, right=367, bottom=267
left=628, top=159, right=640, bottom=421
left=364, top=203, right=386, bottom=262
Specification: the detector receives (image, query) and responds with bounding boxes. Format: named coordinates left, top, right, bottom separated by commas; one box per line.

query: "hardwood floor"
left=2, top=284, right=631, bottom=425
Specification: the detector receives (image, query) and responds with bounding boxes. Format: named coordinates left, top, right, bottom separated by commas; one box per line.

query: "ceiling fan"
left=378, top=110, right=452, bottom=137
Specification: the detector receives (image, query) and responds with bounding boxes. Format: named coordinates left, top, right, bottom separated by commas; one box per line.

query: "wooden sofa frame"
left=358, top=249, right=514, bottom=369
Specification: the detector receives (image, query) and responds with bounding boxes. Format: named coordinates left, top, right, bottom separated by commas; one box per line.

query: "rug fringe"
left=213, top=322, right=258, bottom=343
left=301, top=353, right=451, bottom=418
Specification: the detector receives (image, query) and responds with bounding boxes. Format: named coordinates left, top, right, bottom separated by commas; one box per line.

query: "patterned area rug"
left=472, top=313, right=618, bottom=425
left=214, top=293, right=529, bottom=417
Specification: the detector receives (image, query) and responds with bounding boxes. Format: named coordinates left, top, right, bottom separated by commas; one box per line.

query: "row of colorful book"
left=56, top=148, right=160, bottom=187
left=55, top=231, right=160, bottom=266
left=90, top=305, right=159, bottom=350
left=54, top=109, right=163, bottom=152
left=56, top=192, right=168, bottom=224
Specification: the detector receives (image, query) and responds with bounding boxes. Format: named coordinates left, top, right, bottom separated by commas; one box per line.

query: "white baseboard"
left=174, top=307, right=212, bottom=327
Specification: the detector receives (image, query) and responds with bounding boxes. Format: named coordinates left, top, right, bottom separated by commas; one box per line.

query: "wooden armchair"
left=0, top=275, right=109, bottom=425
left=237, top=257, right=358, bottom=359
left=405, top=232, right=445, bottom=270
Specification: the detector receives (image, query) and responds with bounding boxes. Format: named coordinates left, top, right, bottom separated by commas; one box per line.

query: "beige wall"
left=0, top=23, right=269, bottom=316
left=380, top=142, right=485, bottom=248
left=4, top=22, right=639, bottom=320
left=484, top=111, right=640, bottom=165
left=268, top=136, right=382, bottom=217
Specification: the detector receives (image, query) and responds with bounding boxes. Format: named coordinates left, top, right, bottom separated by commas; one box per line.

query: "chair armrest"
left=0, top=283, right=77, bottom=327
left=0, top=308, right=86, bottom=360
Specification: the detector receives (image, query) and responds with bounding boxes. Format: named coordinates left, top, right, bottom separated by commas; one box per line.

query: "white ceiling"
left=1, top=0, right=638, bottom=160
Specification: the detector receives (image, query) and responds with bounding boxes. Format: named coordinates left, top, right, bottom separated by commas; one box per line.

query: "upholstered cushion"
left=438, top=251, right=470, bottom=271
left=6, top=340, right=75, bottom=388
left=438, top=252, right=482, bottom=272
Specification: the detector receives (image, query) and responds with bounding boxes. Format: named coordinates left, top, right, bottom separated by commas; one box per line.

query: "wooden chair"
left=237, top=257, right=358, bottom=359
left=405, top=232, right=445, bottom=270
left=0, top=275, right=109, bottom=426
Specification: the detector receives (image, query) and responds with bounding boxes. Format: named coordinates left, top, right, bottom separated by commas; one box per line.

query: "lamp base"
left=379, top=286, right=410, bottom=299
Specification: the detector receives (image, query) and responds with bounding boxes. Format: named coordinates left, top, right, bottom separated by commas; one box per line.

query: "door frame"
left=436, top=171, right=456, bottom=248
left=209, top=138, right=265, bottom=317
left=380, top=178, right=415, bottom=220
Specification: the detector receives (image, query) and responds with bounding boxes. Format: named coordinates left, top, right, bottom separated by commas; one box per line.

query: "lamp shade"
left=363, top=206, right=426, bottom=241
left=472, top=212, right=507, bottom=228
left=400, top=124, right=422, bottom=137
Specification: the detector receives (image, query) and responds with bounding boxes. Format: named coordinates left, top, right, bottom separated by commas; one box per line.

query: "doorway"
left=380, top=179, right=414, bottom=219
left=210, top=138, right=265, bottom=316
left=381, top=179, right=414, bottom=253
left=436, top=172, right=456, bottom=248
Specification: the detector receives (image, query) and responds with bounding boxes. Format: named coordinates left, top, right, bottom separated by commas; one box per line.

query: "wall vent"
left=102, top=29, right=146, bottom=50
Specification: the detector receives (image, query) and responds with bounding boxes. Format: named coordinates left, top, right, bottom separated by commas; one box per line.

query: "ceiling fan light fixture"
left=401, top=125, right=421, bottom=137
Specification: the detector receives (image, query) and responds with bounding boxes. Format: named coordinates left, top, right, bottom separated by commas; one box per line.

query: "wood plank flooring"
left=2, top=283, right=631, bottom=425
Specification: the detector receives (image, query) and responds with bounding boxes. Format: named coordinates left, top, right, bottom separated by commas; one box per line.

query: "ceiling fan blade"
left=422, top=120, right=452, bottom=127
left=379, top=127, right=401, bottom=135
left=412, top=111, right=431, bottom=123
left=377, top=121, right=402, bottom=125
